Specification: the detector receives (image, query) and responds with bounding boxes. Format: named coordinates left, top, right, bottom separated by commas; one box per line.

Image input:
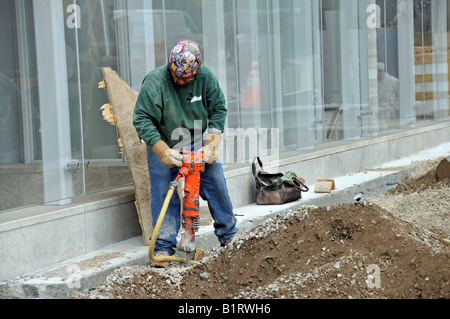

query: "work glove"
left=201, top=133, right=222, bottom=164
left=152, top=140, right=183, bottom=167
left=201, top=145, right=220, bottom=164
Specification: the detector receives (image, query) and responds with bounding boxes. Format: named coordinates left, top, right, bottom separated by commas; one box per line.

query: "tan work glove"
left=152, top=140, right=183, bottom=167
left=201, top=133, right=222, bottom=164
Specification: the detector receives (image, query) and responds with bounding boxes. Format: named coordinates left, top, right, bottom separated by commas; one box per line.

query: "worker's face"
left=171, top=71, right=195, bottom=86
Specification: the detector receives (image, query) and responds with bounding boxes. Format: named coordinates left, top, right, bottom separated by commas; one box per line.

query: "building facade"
left=0, top=0, right=449, bottom=214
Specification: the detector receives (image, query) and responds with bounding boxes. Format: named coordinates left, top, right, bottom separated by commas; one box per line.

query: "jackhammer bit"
left=178, top=215, right=199, bottom=266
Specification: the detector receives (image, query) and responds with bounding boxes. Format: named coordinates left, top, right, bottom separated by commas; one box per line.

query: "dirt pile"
left=73, top=158, right=450, bottom=299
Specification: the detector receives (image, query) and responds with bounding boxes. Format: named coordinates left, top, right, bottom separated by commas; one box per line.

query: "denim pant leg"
left=200, top=162, right=238, bottom=246
left=147, top=146, right=181, bottom=256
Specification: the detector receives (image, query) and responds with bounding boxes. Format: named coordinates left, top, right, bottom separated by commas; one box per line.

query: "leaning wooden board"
left=99, top=67, right=153, bottom=245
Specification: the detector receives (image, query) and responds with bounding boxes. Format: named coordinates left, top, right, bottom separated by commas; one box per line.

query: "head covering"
left=168, top=40, right=202, bottom=78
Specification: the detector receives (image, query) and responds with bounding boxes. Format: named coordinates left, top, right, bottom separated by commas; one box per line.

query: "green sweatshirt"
left=133, top=65, right=227, bottom=148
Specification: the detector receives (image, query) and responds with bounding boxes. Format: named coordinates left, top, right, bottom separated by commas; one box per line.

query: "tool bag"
left=252, top=157, right=309, bottom=205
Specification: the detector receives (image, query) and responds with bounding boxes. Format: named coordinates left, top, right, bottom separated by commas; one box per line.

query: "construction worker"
left=133, top=40, right=238, bottom=268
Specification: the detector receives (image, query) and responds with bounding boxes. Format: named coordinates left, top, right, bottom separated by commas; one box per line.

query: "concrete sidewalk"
left=1, top=142, right=449, bottom=299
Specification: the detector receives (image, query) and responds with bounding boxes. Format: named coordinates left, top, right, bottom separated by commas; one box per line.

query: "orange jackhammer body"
left=176, top=151, right=205, bottom=265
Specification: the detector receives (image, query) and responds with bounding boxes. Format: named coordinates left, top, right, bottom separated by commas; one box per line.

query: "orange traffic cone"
left=242, top=62, right=264, bottom=108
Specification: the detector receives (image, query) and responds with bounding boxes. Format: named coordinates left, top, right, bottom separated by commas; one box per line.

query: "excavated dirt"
left=73, top=158, right=450, bottom=299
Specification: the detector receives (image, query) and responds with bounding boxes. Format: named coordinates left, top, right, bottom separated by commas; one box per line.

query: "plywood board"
left=99, top=67, right=153, bottom=245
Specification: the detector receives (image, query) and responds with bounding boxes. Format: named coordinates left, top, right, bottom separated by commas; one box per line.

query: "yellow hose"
left=148, top=180, right=198, bottom=266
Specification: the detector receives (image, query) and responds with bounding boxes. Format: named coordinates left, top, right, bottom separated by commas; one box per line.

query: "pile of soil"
left=73, top=158, right=449, bottom=299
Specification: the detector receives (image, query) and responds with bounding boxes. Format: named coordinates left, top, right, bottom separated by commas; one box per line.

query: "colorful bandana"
left=168, top=40, right=202, bottom=77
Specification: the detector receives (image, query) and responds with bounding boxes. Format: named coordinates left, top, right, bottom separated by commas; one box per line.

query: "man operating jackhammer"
left=133, top=40, right=238, bottom=268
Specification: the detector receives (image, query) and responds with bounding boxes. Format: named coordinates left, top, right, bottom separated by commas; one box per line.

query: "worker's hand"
left=202, top=133, right=222, bottom=164
left=152, top=140, right=183, bottom=167
left=204, top=133, right=222, bottom=148
left=162, top=148, right=184, bottom=167
left=201, top=145, right=219, bottom=164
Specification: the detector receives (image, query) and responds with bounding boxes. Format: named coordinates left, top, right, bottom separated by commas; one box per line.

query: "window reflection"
left=0, top=0, right=449, bottom=213
left=0, top=0, right=24, bottom=165
left=0, top=72, right=21, bottom=165
left=377, top=61, right=400, bottom=129
left=70, top=0, right=120, bottom=160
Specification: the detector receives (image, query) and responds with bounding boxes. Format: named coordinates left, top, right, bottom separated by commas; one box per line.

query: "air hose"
left=148, top=175, right=199, bottom=266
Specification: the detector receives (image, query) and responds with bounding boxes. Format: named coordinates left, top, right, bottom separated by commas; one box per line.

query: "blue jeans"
left=147, top=146, right=238, bottom=255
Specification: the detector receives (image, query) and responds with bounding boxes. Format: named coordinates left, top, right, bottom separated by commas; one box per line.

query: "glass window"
left=277, top=0, right=317, bottom=151
left=376, top=0, right=401, bottom=131
left=0, top=0, right=41, bottom=211
left=226, top=0, right=275, bottom=163
left=0, top=0, right=25, bottom=165
left=428, top=0, right=449, bottom=120
left=67, top=0, right=121, bottom=161
left=1, top=0, right=449, bottom=214
left=320, top=0, right=364, bottom=140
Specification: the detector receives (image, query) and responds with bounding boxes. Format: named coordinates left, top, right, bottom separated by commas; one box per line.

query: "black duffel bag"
left=252, top=157, right=309, bottom=205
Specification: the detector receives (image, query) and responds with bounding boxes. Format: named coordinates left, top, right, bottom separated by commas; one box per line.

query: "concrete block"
left=0, top=213, right=86, bottom=280
left=85, top=203, right=141, bottom=251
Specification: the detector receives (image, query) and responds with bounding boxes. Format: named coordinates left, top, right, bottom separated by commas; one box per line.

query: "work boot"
left=151, top=252, right=170, bottom=268
left=221, top=234, right=241, bottom=248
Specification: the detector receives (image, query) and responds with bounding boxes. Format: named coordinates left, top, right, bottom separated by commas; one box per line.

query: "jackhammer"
left=148, top=151, right=204, bottom=267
